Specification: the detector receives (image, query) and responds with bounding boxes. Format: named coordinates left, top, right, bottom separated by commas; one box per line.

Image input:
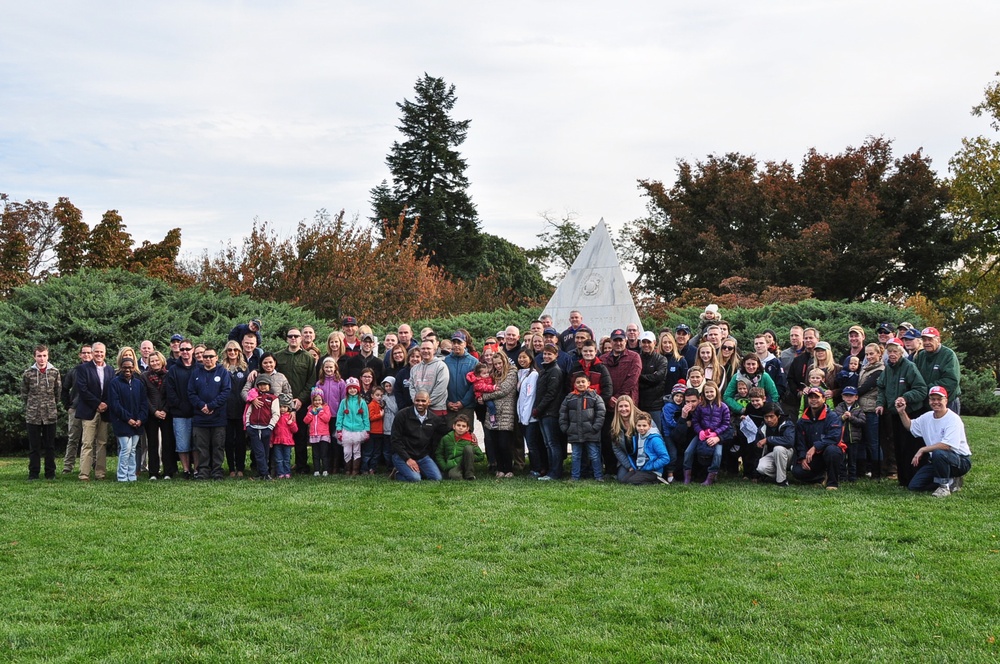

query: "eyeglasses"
left=287, top=334, right=300, bottom=338
left=180, top=347, right=193, bottom=352
left=723, top=346, right=736, bottom=351
left=226, top=348, right=238, bottom=352
left=202, top=354, right=216, bottom=359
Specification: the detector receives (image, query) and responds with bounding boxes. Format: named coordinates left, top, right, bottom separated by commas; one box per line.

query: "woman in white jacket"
left=516, top=349, right=544, bottom=477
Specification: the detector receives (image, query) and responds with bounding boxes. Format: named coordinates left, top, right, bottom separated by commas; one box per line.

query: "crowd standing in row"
left=21, top=306, right=972, bottom=497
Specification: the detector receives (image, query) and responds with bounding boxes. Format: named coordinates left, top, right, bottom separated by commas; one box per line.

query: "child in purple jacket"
left=682, top=380, right=731, bottom=486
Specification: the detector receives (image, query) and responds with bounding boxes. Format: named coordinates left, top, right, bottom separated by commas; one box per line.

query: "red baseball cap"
left=928, top=385, right=948, bottom=399
left=921, top=327, right=940, bottom=338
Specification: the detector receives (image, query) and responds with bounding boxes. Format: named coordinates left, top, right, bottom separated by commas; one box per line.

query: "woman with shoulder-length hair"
left=658, top=331, right=689, bottom=395
left=325, top=330, right=346, bottom=377
left=718, top=337, right=741, bottom=393
left=611, top=397, right=672, bottom=485
left=141, top=351, right=174, bottom=480
left=695, top=342, right=723, bottom=387
left=856, top=342, right=885, bottom=479
left=515, top=349, right=545, bottom=477
left=481, top=350, right=518, bottom=478
left=222, top=340, right=250, bottom=476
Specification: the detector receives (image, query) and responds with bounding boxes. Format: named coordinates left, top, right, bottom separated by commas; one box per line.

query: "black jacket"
left=390, top=407, right=450, bottom=461
left=533, top=359, right=565, bottom=419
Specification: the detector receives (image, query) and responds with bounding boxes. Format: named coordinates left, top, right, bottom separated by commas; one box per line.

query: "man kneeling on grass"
left=897, top=386, right=971, bottom=497
left=390, top=390, right=450, bottom=482
left=791, top=387, right=844, bottom=490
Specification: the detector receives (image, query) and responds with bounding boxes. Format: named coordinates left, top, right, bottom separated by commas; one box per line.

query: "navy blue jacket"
left=108, top=374, right=149, bottom=436
left=75, top=361, right=115, bottom=421
left=188, top=365, right=232, bottom=428
left=795, top=406, right=843, bottom=460
left=165, top=361, right=196, bottom=418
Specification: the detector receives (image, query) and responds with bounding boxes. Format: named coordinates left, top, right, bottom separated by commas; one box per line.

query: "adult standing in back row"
left=913, top=327, right=961, bottom=414
left=274, top=327, right=317, bottom=475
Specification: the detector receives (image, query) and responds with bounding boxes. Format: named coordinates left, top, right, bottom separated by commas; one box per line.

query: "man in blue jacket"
left=76, top=342, right=115, bottom=481
left=188, top=346, right=231, bottom=480
left=791, top=387, right=844, bottom=489
left=443, top=333, right=478, bottom=426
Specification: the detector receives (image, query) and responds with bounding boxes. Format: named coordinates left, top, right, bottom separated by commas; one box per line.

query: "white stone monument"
left=542, top=219, right=643, bottom=343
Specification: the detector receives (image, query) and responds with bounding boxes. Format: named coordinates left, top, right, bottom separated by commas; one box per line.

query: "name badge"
left=214, top=376, right=221, bottom=382
left=933, top=365, right=939, bottom=370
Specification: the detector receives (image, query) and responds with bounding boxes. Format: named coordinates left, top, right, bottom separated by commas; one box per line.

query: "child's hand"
left=336, top=431, right=343, bottom=441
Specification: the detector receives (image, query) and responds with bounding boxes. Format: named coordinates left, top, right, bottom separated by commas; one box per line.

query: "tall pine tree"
left=371, top=74, right=482, bottom=278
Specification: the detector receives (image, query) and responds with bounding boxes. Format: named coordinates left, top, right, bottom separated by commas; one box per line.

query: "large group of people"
left=20, top=306, right=972, bottom=497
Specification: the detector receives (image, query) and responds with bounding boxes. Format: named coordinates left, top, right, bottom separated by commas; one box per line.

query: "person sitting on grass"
left=615, top=410, right=671, bottom=485
left=436, top=414, right=484, bottom=480
left=791, top=387, right=844, bottom=490
left=898, top=386, right=971, bottom=497
left=682, top=380, right=730, bottom=486
left=753, top=403, right=796, bottom=486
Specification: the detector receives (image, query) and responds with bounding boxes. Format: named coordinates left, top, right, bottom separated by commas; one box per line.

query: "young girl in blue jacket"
left=337, top=377, right=370, bottom=477
left=618, top=411, right=671, bottom=485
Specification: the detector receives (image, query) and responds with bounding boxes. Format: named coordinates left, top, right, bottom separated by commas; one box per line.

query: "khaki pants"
left=63, top=407, right=83, bottom=472
left=79, top=414, right=108, bottom=479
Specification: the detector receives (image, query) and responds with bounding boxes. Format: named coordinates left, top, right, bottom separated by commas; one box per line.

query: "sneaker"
left=932, top=484, right=951, bottom=498
left=537, top=475, right=552, bottom=481
left=150, top=476, right=158, bottom=481
left=313, top=471, right=320, bottom=477
left=529, top=471, right=541, bottom=478
left=826, top=485, right=839, bottom=491
left=163, top=475, right=171, bottom=480
left=776, top=480, right=789, bottom=487
left=322, top=471, right=329, bottom=477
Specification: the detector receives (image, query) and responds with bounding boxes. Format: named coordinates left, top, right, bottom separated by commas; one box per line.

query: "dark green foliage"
left=957, top=369, right=1000, bottom=417
left=0, top=269, right=318, bottom=452
left=475, top=234, right=551, bottom=301
left=374, top=73, right=483, bottom=278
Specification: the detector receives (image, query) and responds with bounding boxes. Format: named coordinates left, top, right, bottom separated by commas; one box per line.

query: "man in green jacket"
left=274, top=327, right=319, bottom=474
left=876, top=338, right=928, bottom=487
left=913, top=327, right=961, bottom=414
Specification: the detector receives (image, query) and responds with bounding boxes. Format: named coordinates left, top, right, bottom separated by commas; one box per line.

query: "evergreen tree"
left=373, top=74, right=482, bottom=278
left=54, top=197, right=88, bottom=275
left=86, top=210, right=133, bottom=269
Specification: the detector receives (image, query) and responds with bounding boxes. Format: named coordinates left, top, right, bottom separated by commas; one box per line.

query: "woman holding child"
left=480, top=351, right=518, bottom=478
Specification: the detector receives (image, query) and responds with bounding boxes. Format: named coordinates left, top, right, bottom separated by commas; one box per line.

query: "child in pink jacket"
left=304, top=387, right=333, bottom=477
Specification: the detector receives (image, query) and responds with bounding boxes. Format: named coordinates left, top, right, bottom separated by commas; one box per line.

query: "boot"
left=702, top=472, right=717, bottom=486
left=683, top=469, right=692, bottom=485
left=350, top=459, right=361, bottom=477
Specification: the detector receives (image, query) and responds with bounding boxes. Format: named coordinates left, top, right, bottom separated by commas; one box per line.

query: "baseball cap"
left=885, top=337, right=904, bottom=348
left=901, top=329, right=921, bottom=341
left=848, top=325, right=865, bottom=335
left=876, top=322, right=893, bottom=334
left=675, top=324, right=692, bottom=334
left=361, top=333, right=374, bottom=342
left=170, top=334, right=184, bottom=342
left=610, top=329, right=626, bottom=340
left=342, top=316, right=358, bottom=326
left=898, top=322, right=915, bottom=332
left=543, top=327, right=559, bottom=337
left=805, top=386, right=824, bottom=397
left=921, top=327, right=941, bottom=338
left=815, top=341, right=832, bottom=352
left=450, top=332, right=466, bottom=342
left=928, top=385, right=948, bottom=399
left=640, top=331, right=656, bottom=343
left=841, top=386, right=858, bottom=396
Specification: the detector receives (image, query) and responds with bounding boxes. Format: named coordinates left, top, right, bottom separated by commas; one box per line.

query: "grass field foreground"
left=2, top=418, right=999, bottom=662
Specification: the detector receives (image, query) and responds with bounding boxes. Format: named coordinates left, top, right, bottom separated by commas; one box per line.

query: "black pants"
left=484, top=428, right=512, bottom=474
left=144, top=415, right=174, bottom=478
left=792, top=446, right=845, bottom=487
left=225, top=418, right=247, bottom=472
left=27, top=423, right=56, bottom=479
left=294, top=406, right=310, bottom=473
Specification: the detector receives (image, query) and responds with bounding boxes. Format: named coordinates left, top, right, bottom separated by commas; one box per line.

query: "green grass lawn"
left=2, top=419, right=999, bottom=663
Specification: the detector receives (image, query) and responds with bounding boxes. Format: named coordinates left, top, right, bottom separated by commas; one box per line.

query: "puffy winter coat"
left=533, top=359, right=565, bottom=420
left=559, top=389, right=606, bottom=443
left=482, top=368, right=517, bottom=431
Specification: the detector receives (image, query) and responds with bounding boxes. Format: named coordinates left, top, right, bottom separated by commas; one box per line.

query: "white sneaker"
left=322, top=471, right=329, bottom=477
left=932, top=484, right=951, bottom=498
left=162, top=475, right=171, bottom=480
left=150, top=476, right=158, bottom=481
left=313, top=471, right=320, bottom=477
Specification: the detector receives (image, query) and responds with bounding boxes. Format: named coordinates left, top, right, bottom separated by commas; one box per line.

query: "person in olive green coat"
left=876, top=338, right=928, bottom=486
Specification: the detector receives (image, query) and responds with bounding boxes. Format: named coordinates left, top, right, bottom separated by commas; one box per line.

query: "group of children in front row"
left=242, top=361, right=393, bottom=480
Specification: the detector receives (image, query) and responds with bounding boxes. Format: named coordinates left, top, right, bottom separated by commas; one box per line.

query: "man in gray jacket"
left=410, top=339, right=450, bottom=416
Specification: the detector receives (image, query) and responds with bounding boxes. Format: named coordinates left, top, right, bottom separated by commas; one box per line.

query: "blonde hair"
left=609, top=395, right=638, bottom=439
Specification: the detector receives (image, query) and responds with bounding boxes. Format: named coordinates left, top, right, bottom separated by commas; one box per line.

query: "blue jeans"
left=908, top=450, right=971, bottom=491
left=863, top=410, right=882, bottom=463
left=392, top=454, right=442, bottom=482
left=247, top=427, right=271, bottom=478
left=683, top=438, right=722, bottom=473
left=116, top=435, right=139, bottom=482
left=540, top=416, right=563, bottom=479
left=362, top=434, right=384, bottom=473
left=172, top=417, right=193, bottom=453
left=274, top=445, right=292, bottom=476
left=571, top=441, right=603, bottom=480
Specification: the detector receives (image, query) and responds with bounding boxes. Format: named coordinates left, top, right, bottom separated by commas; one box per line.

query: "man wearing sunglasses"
left=166, top=339, right=197, bottom=479
left=189, top=346, right=231, bottom=480
left=275, top=328, right=318, bottom=474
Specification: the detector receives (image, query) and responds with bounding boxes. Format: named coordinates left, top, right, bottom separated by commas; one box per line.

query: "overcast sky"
left=1, top=2, right=997, bottom=260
